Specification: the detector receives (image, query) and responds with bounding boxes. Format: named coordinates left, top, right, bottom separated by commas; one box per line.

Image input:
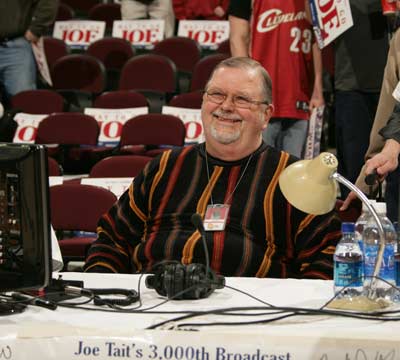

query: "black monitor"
left=0, top=143, right=52, bottom=293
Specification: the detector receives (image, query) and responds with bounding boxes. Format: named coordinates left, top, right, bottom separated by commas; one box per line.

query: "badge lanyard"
left=203, top=151, right=253, bottom=231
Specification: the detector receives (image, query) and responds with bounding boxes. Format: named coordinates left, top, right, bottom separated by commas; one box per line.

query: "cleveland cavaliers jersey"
left=250, top=0, right=313, bottom=120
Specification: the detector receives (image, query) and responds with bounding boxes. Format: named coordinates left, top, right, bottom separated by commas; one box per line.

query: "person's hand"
left=309, top=91, right=325, bottom=111
left=24, top=30, right=39, bottom=44
left=365, top=139, right=400, bottom=179
left=214, top=6, right=225, bottom=18
left=340, top=191, right=358, bottom=211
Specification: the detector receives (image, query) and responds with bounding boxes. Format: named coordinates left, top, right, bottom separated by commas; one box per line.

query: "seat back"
left=60, top=0, right=101, bottom=16
left=43, top=36, right=70, bottom=69
left=216, top=39, right=231, bottom=56
left=47, top=156, right=62, bottom=176
left=11, top=90, right=65, bottom=114
left=190, top=53, right=229, bottom=91
left=87, top=37, right=134, bottom=70
left=93, top=90, right=148, bottom=109
left=88, top=3, right=121, bottom=28
left=152, top=36, right=201, bottom=73
left=119, top=54, right=177, bottom=93
left=56, top=2, right=75, bottom=21
left=120, top=114, right=186, bottom=147
left=90, top=155, right=152, bottom=177
left=35, top=112, right=99, bottom=145
left=168, top=91, right=203, bottom=109
left=50, top=183, right=117, bottom=232
left=51, top=54, right=106, bottom=93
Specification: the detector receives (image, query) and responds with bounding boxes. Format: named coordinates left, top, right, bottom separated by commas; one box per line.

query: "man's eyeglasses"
left=204, top=90, right=269, bottom=109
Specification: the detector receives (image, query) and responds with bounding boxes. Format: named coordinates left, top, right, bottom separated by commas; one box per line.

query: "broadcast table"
left=1, top=273, right=400, bottom=360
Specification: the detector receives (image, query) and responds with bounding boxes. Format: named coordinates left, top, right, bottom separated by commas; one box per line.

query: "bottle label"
left=334, top=260, right=363, bottom=287
left=364, top=243, right=395, bottom=282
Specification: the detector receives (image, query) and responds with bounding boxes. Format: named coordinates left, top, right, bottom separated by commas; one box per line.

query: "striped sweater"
left=84, top=143, right=341, bottom=279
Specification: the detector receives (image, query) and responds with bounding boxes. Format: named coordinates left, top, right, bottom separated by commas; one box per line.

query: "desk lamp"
left=279, top=152, right=388, bottom=311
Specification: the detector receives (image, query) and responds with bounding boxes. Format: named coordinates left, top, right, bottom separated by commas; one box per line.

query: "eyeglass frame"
left=204, top=89, right=270, bottom=109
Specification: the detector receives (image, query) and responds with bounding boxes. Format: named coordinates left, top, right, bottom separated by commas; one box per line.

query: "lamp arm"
left=331, top=172, right=385, bottom=299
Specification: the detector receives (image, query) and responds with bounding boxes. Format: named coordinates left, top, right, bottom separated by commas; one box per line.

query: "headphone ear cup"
left=165, top=263, right=185, bottom=299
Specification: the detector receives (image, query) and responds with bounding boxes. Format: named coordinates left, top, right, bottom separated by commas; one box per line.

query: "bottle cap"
left=362, top=199, right=376, bottom=212
left=373, top=201, right=387, bottom=215
left=341, top=222, right=355, bottom=233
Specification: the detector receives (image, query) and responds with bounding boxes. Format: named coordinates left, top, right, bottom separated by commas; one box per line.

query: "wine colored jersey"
left=231, top=0, right=314, bottom=120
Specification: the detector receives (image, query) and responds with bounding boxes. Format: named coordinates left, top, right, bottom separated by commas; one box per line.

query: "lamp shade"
left=279, top=152, right=339, bottom=215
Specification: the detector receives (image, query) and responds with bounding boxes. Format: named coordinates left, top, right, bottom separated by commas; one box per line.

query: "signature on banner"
left=0, top=346, right=11, bottom=359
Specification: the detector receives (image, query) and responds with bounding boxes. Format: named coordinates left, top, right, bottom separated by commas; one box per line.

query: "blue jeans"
left=262, top=118, right=308, bottom=158
left=0, top=37, right=36, bottom=102
left=335, top=91, right=378, bottom=198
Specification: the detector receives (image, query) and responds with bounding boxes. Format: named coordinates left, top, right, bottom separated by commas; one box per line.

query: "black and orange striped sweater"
left=84, top=142, right=341, bottom=279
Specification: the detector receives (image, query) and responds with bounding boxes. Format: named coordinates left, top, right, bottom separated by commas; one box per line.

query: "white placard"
left=178, top=20, right=229, bottom=49
left=48, top=176, right=64, bottom=187
left=112, top=20, right=165, bottom=48
left=13, top=113, right=47, bottom=144
left=31, top=37, right=52, bottom=86
left=53, top=20, right=106, bottom=48
left=304, top=106, right=325, bottom=160
left=84, top=107, right=148, bottom=146
left=162, top=106, right=204, bottom=144
left=81, top=177, right=133, bottom=198
left=309, top=0, right=353, bottom=48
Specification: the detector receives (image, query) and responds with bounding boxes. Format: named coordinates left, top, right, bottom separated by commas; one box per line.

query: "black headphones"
left=145, top=262, right=225, bottom=300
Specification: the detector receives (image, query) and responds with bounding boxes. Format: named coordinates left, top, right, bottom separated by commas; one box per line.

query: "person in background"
left=228, top=0, right=324, bottom=158
left=172, top=0, right=230, bottom=20
left=121, top=0, right=175, bottom=38
left=0, top=0, right=58, bottom=105
left=333, top=0, right=388, bottom=199
left=84, top=57, right=341, bottom=279
left=342, top=22, right=400, bottom=223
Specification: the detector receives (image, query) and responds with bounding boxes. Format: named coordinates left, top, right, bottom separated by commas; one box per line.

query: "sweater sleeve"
left=84, top=159, right=159, bottom=273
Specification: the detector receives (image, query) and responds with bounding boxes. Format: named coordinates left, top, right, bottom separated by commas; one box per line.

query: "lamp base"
left=326, top=295, right=391, bottom=312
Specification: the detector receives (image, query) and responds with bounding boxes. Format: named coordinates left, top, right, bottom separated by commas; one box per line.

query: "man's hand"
left=365, top=139, right=400, bottom=178
left=25, top=30, right=39, bottom=43
left=214, top=6, right=225, bottom=18
left=309, top=90, right=325, bottom=111
left=340, top=191, right=358, bottom=211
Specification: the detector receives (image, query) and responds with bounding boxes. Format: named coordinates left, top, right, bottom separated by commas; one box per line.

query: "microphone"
left=191, top=213, right=209, bottom=270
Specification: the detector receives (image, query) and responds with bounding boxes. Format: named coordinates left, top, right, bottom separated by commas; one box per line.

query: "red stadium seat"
left=168, top=91, right=203, bottom=109
left=88, top=3, right=121, bottom=29
left=50, top=183, right=117, bottom=267
left=10, top=90, right=65, bottom=114
left=43, top=36, right=70, bottom=69
left=93, top=90, right=148, bottom=109
left=89, top=155, right=152, bottom=177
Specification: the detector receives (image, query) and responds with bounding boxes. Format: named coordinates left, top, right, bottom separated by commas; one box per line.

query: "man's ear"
left=262, top=104, right=274, bottom=129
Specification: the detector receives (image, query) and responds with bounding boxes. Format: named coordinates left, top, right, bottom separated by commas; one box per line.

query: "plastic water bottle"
left=355, top=200, right=376, bottom=254
left=363, top=202, right=397, bottom=298
left=334, top=222, right=363, bottom=297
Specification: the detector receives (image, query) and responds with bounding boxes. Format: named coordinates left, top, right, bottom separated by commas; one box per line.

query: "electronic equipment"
left=145, top=213, right=225, bottom=300
left=0, top=143, right=52, bottom=295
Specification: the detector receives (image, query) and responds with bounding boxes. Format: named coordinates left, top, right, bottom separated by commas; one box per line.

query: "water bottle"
left=363, top=202, right=397, bottom=298
left=355, top=200, right=376, bottom=253
left=334, top=222, right=363, bottom=297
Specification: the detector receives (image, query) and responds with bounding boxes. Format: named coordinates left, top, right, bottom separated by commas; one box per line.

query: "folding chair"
left=190, top=53, right=229, bottom=92
left=10, top=89, right=65, bottom=114
left=50, top=183, right=117, bottom=268
left=87, top=37, right=135, bottom=90
left=119, top=54, right=177, bottom=113
left=89, top=155, right=152, bottom=177
left=119, top=114, right=186, bottom=156
left=51, top=54, right=106, bottom=111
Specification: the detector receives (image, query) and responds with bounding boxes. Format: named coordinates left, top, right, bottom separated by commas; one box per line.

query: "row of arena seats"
left=27, top=111, right=186, bottom=174
left=10, top=88, right=203, bottom=114
left=40, top=36, right=229, bottom=111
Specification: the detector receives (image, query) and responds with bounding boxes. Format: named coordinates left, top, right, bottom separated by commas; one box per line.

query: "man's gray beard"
left=210, top=124, right=241, bottom=144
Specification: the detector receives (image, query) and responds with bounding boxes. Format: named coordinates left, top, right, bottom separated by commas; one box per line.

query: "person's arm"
left=229, top=15, right=250, bottom=57
left=27, top=0, right=58, bottom=43
left=305, top=0, right=324, bottom=110
left=84, top=161, right=156, bottom=273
